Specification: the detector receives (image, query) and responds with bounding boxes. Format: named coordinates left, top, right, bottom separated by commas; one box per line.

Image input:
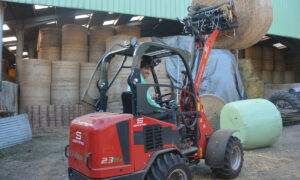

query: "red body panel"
left=69, top=112, right=133, bottom=178
left=68, top=112, right=178, bottom=179
left=131, top=116, right=177, bottom=172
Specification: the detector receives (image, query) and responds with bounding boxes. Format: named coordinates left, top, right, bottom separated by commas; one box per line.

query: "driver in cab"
left=127, top=57, right=174, bottom=122
left=127, top=58, right=161, bottom=109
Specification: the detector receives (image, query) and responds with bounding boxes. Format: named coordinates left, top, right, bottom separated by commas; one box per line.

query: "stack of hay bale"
left=51, top=61, right=80, bottom=105
left=21, top=24, right=176, bottom=127
left=262, top=47, right=274, bottom=83
left=104, top=25, right=143, bottom=112
left=37, top=27, right=61, bottom=61
left=19, top=59, right=51, bottom=113
left=274, top=50, right=295, bottom=83
left=260, top=47, right=295, bottom=84
left=240, top=46, right=296, bottom=99
left=50, top=24, right=89, bottom=106
left=80, top=62, right=99, bottom=100
left=106, top=33, right=133, bottom=113
left=286, top=53, right=300, bottom=82
left=239, top=47, right=264, bottom=98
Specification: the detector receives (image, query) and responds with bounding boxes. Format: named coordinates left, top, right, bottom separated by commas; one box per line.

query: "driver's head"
left=140, top=56, right=153, bottom=79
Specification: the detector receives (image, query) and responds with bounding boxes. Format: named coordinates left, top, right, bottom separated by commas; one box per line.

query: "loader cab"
left=82, top=41, right=198, bottom=125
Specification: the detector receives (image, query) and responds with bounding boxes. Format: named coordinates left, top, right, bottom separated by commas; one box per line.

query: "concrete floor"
left=0, top=125, right=299, bottom=180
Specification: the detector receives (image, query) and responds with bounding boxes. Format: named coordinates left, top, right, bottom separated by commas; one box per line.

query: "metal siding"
left=0, top=0, right=192, bottom=19
left=1, top=0, right=300, bottom=38
left=268, top=0, right=300, bottom=39
left=0, top=114, right=32, bottom=149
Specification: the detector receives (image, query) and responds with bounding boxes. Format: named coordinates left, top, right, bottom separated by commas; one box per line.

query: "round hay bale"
left=252, top=59, right=262, bottom=71
left=88, top=26, right=114, bottom=63
left=153, top=60, right=172, bottom=95
left=20, top=82, right=50, bottom=113
left=106, top=55, right=133, bottom=111
left=80, top=62, right=99, bottom=100
left=220, top=99, right=282, bottom=149
left=199, top=94, right=226, bottom=131
left=19, top=58, right=51, bottom=113
left=37, top=27, right=61, bottom=48
left=62, top=24, right=88, bottom=46
left=38, top=47, right=61, bottom=61
left=263, top=60, right=274, bottom=71
left=191, top=0, right=273, bottom=49
left=107, top=102, right=123, bottom=113
left=245, top=46, right=262, bottom=60
left=51, top=61, right=80, bottom=105
left=238, top=50, right=245, bottom=59
left=272, top=71, right=284, bottom=84
left=139, top=37, right=152, bottom=42
left=253, top=70, right=262, bottom=80
left=19, top=58, right=51, bottom=83
left=52, top=61, right=79, bottom=84
left=89, top=26, right=115, bottom=48
left=115, top=25, right=141, bottom=38
left=274, top=61, right=286, bottom=72
left=89, top=46, right=106, bottom=63
left=106, top=35, right=131, bottom=51
left=284, top=71, right=295, bottom=83
left=244, top=80, right=264, bottom=98
left=62, top=45, right=88, bottom=62
left=262, top=47, right=274, bottom=60
left=274, top=50, right=285, bottom=62
left=261, top=71, right=272, bottom=83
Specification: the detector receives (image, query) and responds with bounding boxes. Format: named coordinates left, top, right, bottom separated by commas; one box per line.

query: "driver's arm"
left=146, top=90, right=161, bottom=109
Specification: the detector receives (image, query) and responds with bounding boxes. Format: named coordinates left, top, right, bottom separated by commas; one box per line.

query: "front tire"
left=212, top=136, right=243, bottom=179
left=146, top=153, right=192, bottom=180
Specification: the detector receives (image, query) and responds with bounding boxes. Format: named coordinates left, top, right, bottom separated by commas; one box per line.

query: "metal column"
left=16, top=20, right=24, bottom=83
left=0, top=2, right=5, bottom=91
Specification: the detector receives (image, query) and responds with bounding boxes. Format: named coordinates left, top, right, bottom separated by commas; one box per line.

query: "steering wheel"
left=155, top=92, right=176, bottom=106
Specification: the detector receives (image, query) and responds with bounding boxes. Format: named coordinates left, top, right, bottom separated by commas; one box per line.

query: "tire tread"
left=146, top=153, right=192, bottom=180
left=211, top=136, right=244, bottom=179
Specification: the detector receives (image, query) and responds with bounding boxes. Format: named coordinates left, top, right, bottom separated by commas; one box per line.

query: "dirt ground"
left=0, top=125, right=299, bottom=180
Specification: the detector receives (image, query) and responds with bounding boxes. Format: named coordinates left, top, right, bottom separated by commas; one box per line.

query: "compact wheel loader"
left=67, top=2, right=243, bottom=180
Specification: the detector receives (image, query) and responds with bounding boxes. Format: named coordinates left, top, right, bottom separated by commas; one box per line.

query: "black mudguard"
left=205, top=129, right=238, bottom=168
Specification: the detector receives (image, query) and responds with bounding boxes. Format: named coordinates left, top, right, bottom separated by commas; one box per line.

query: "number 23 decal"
left=101, top=157, right=114, bottom=164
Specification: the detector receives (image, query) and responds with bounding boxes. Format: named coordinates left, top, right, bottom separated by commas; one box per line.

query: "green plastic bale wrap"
left=220, top=99, right=282, bottom=150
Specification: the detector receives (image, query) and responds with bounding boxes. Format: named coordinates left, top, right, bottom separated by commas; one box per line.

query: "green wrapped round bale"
left=220, top=99, right=282, bottom=149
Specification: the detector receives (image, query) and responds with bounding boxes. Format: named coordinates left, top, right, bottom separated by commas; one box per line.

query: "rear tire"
left=146, top=153, right=192, bottom=180
left=211, top=136, right=243, bottom=179
left=269, top=92, right=300, bottom=112
left=269, top=92, right=300, bottom=126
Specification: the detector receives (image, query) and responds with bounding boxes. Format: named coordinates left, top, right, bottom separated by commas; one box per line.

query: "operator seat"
left=121, top=91, right=133, bottom=113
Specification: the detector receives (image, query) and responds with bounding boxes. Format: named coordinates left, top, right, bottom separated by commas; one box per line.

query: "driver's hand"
left=151, top=93, right=158, bottom=100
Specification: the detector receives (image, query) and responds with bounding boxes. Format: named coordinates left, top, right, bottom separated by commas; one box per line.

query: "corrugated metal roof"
left=268, top=0, right=300, bottom=39
left=0, top=0, right=192, bottom=19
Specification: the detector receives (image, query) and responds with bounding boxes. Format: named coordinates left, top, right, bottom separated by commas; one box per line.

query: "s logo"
left=75, top=131, right=82, bottom=140
left=137, top=118, right=143, bottom=124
